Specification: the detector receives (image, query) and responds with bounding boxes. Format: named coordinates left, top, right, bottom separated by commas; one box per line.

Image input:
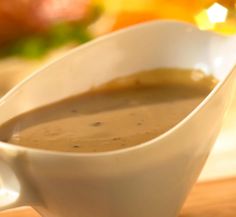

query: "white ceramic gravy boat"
left=0, top=21, right=236, bottom=217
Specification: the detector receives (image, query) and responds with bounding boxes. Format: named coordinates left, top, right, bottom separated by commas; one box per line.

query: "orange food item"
left=109, top=0, right=200, bottom=32
left=111, top=11, right=159, bottom=31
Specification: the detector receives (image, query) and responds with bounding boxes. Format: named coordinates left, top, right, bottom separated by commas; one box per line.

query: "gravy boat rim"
left=0, top=20, right=233, bottom=157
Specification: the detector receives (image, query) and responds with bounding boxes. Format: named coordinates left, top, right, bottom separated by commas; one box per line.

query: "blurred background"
left=0, top=0, right=236, bottom=181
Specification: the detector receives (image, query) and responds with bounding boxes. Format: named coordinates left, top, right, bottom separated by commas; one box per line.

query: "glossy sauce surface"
left=0, top=68, right=217, bottom=152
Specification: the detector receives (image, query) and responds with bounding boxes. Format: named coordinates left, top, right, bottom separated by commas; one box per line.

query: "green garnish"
left=6, top=36, right=48, bottom=59
left=48, top=22, right=92, bottom=48
left=1, top=23, right=93, bottom=59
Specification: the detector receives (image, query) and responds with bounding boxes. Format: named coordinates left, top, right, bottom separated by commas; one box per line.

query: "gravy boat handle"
left=0, top=160, right=29, bottom=211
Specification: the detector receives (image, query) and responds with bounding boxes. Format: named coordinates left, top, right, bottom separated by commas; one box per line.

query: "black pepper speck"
left=71, top=109, right=78, bottom=113
left=91, top=122, right=102, bottom=127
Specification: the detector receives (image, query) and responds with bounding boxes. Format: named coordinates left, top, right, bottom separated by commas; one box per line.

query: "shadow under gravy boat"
left=0, top=21, right=236, bottom=217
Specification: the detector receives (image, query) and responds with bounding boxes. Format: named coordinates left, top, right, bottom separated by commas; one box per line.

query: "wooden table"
left=1, top=178, right=236, bottom=217
left=181, top=178, right=236, bottom=217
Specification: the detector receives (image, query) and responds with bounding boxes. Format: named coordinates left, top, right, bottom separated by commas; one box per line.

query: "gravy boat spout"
left=0, top=21, right=235, bottom=217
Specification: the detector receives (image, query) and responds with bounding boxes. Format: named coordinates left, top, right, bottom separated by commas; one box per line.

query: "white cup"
left=0, top=21, right=236, bottom=217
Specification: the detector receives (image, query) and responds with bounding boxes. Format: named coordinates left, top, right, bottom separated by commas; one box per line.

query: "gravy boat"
left=0, top=21, right=236, bottom=217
